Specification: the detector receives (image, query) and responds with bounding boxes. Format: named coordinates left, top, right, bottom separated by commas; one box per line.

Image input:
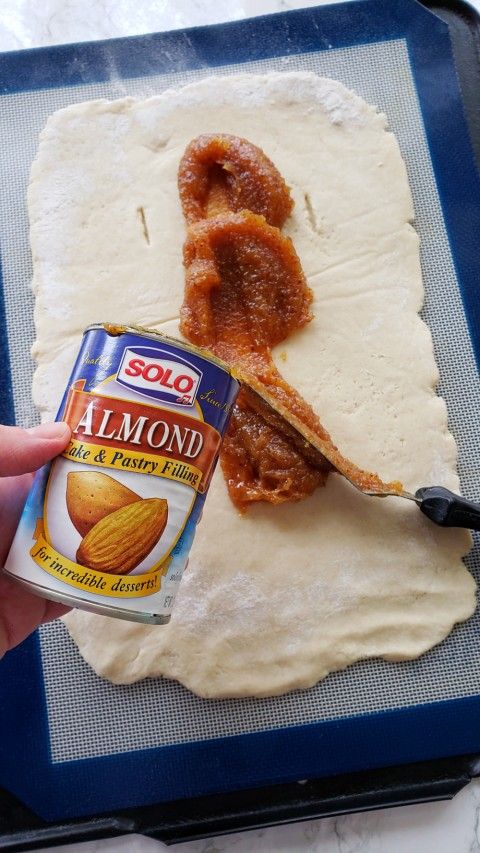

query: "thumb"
left=0, top=422, right=71, bottom=476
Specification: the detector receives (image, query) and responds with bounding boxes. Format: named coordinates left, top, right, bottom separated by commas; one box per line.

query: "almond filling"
left=178, top=134, right=402, bottom=509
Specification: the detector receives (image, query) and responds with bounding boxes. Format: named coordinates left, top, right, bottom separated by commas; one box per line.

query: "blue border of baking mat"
left=1, top=0, right=480, bottom=822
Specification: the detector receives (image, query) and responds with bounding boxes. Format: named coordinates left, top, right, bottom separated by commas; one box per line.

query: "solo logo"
left=117, top=346, right=202, bottom=406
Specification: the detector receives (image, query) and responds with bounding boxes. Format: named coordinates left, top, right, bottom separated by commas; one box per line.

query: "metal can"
left=5, top=323, right=240, bottom=624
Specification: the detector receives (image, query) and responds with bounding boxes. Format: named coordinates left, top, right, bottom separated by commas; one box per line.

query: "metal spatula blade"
left=236, top=370, right=480, bottom=531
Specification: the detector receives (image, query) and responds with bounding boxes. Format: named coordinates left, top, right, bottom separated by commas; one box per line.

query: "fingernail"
left=26, top=422, right=71, bottom=440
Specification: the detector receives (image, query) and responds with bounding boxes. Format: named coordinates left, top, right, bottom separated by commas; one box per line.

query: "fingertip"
left=41, top=601, right=70, bottom=623
left=26, top=422, right=71, bottom=442
left=0, top=422, right=71, bottom=476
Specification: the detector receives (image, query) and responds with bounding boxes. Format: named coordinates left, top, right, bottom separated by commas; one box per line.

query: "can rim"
left=4, top=570, right=171, bottom=625
left=84, top=322, right=237, bottom=378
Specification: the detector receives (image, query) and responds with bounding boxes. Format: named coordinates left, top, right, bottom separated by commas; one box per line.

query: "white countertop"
left=3, top=1, right=479, bottom=851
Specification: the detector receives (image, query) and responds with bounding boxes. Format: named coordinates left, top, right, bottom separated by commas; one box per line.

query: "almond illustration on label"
left=66, top=471, right=140, bottom=537
left=76, top=498, right=169, bottom=575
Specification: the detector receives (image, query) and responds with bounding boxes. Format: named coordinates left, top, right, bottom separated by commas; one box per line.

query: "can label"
left=5, top=325, right=239, bottom=621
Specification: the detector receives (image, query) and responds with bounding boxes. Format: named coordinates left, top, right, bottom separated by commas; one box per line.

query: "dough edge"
left=27, top=70, right=475, bottom=697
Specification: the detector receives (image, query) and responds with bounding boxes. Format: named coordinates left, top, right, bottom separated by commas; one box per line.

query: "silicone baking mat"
left=1, top=0, right=480, bottom=824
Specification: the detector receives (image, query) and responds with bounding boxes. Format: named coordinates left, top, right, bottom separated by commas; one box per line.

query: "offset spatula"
left=236, top=368, right=480, bottom=531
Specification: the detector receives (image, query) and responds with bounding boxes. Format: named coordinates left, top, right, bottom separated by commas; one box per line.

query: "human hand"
left=0, top=422, right=72, bottom=658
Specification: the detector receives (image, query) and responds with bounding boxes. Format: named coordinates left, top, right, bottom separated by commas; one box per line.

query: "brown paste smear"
left=178, top=134, right=401, bottom=510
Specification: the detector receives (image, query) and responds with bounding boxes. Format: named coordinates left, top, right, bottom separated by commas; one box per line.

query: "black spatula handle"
left=416, top=486, right=480, bottom=530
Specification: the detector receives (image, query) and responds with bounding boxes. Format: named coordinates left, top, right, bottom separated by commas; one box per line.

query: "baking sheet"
left=1, top=0, right=480, bottom=823
left=35, top=37, right=480, bottom=763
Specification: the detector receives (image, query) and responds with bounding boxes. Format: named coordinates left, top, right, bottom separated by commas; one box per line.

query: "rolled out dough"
left=30, top=73, right=475, bottom=697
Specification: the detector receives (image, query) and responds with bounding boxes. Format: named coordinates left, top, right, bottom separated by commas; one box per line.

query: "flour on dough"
left=28, top=73, right=475, bottom=697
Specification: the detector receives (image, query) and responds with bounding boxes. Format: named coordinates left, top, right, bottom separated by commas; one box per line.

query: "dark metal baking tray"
left=1, top=0, right=480, bottom=848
